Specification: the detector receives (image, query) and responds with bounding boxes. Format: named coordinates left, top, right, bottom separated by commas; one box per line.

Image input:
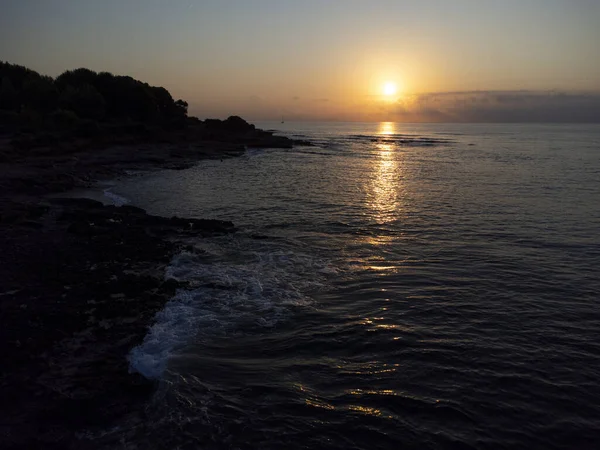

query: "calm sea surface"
left=100, top=123, right=600, bottom=449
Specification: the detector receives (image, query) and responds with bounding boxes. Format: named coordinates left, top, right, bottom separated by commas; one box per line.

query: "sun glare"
left=383, top=82, right=397, bottom=96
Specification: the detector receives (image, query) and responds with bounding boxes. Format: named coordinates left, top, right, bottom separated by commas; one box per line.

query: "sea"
left=95, top=122, right=600, bottom=449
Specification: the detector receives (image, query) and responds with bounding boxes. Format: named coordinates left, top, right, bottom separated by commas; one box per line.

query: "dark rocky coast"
left=0, top=117, right=299, bottom=449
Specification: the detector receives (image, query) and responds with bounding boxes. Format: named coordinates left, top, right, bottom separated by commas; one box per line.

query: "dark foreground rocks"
left=0, top=197, right=234, bottom=449
left=0, top=117, right=306, bottom=448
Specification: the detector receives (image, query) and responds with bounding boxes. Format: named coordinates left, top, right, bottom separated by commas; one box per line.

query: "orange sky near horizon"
left=1, top=0, right=599, bottom=122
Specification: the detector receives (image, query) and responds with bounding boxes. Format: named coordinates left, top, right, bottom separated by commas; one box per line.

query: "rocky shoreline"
left=1, top=117, right=303, bottom=197
left=0, top=121, right=298, bottom=449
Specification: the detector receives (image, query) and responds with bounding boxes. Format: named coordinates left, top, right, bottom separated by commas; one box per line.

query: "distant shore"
left=0, top=116, right=304, bottom=449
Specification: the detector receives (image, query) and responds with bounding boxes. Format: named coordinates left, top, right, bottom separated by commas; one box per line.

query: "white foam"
left=103, top=189, right=130, bottom=207
left=128, top=290, right=215, bottom=379
left=128, top=238, right=336, bottom=379
left=245, top=147, right=268, bottom=158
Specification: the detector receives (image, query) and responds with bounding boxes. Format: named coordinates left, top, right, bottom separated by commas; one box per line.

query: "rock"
left=204, top=115, right=256, bottom=134
left=0, top=197, right=236, bottom=449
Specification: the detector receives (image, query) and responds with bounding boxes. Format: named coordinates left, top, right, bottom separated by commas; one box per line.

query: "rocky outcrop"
left=0, top=117, right=304, bottom=197
left=0, top=114, right=310, bottom=448
left=0, top=198, right=234, bottom=449
left=204, top=115, right=256, bottom=133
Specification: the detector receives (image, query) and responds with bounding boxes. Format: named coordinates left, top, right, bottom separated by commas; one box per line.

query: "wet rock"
left=0, top=197, right=235, bottom=449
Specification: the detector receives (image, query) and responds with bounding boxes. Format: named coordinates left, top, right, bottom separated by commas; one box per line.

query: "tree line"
left=0, top=61, right=188, bottom=127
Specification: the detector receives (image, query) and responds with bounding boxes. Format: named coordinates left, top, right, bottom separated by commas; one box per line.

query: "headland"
left=0, top=62, right=304, bottom=449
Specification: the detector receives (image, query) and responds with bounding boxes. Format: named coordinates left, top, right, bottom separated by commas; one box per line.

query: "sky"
left=1, top=0, right=599, bottom=122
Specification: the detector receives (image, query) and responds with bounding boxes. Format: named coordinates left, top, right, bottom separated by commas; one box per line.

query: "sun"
left=383, top=82, right=397, bottom=96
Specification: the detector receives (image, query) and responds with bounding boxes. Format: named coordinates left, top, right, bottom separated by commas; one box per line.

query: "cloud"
left=387, top=91, right=600, bottom=123
left=247, top=95, right=263, bottom=104
left=190, top=90, right=600, bottom=123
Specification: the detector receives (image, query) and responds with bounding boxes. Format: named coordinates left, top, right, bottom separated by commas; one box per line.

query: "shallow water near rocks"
left=97, top=123, right=600, bottom=449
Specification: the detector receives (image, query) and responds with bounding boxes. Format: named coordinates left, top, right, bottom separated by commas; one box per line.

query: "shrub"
left=59, top=84, right=106, bottom=120
left=22, top=75, right=58, bottom=113
left=75, top=119, right=101, bottom=138
left=50, top=109, right=80, bottom=128
left=0, top=76, right=19, bottom=111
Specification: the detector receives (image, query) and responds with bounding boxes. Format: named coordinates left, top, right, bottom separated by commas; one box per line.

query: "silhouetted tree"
left=0, top=76, right=18, bottom=111
left=50, top=109, right=80, bottom=128
left=59, top=84, right=106, bottom=120
left=0, top=61, right=44, bottom=92
left=150, top=86, right=175, bottom=116
left=22, top=75, right=58, bottom=113
left=1, top=61, right=190, bottom=126
left=175, top=99, right=188, bottom=116
left=55, top=68, right=99, bottom=91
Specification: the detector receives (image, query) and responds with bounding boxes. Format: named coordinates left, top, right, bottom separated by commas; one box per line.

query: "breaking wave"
left=103, top=188, right=131, bottom=207
left=128, top=236, right=336, bottom=379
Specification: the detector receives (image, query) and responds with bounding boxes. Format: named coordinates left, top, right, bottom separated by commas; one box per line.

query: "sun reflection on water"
left=366, top=122, right=404, bottom=224
left=379, top=121, right=396, bottom=136
left=348, top=405, right=383, bottom=417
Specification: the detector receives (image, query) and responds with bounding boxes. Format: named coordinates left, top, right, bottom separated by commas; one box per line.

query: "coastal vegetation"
left=0, top=61, right=188, bottom=129
left=0, top=63, right=300, bottom=447
left=0, top=61, right=299, bottom=195
left=0, top=62, right=284, bottom=161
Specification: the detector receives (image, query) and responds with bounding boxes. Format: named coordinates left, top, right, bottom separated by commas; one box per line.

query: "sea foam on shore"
left=128, top=236, right=334, bottom=379
left=103, top=188, right=131, bottom=207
